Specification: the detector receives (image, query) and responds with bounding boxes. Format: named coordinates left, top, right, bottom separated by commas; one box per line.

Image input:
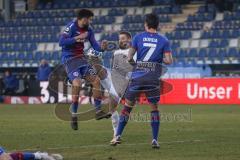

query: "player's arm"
left=59, top=25, right=76, bottom=46
left=127, top=47, right=136, bottom=64
left=88, top=29, right=105, bottom=51
left=163, top=40, right=173, bottom=65
left=59, top=25, right=86, bottom=46
left=127, top=34, right=137, bottom=63
left=0, top=147, right=12, bottom=160
left=163, top=52, right=173, bottom=64
left=0, top=153, right=12, bottom=160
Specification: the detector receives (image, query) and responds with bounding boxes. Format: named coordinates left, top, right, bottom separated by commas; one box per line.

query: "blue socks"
left=115, top=106, right=160, bottom=141
left=116, top=106, right=133, bottom=137
left=151, top=110, right=160, bottom=140
left=71, top=99, right=101, bottom=114
left=94, top=98, right=102, bottom=111
left=23, top=152, right=35, bottom=160
left=71, top=102, right=79, bottom=114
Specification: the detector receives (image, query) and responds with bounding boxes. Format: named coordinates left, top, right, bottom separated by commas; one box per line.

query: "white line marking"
left=10, top=139, right=203, bottom=152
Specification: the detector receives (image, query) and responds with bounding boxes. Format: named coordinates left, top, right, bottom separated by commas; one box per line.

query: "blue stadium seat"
left=52, top=51, right=60, bottom=60
left=26, top=52, right=34, bottom=60
left=8, top=53, right=16, bottom=60
left=179, top=49, right=187, bottom=57
left=228, top=48, right=238, bottom=57
left=189, top=48, right=197, bottom=57
left=199, top=48, right=207, bottom=57
left=219, top=39, right=228, bottom=47
left=208, top=48, right=217, bottom=57
left=218, top=49, right=227, bottom=57
left=34, top=52, right=43, bottom=61
left=17, top=53, right=26, bottom=60
left=209, top=40, right=219, bottom=48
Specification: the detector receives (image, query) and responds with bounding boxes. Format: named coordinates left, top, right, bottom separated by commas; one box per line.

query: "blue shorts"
left=0, top=147, right=5, bottom=155
left=125, top=72, right=160, bottom=104
left=62, top=56, right=96, bottom=81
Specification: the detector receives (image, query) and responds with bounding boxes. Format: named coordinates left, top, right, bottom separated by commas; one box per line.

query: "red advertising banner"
left=159, top=78, right=240, bottom=104
left=3, top=78, right=240, bottom=104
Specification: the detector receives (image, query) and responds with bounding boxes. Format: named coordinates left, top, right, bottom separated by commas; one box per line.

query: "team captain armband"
left=0, top=147, right=5, bottom=155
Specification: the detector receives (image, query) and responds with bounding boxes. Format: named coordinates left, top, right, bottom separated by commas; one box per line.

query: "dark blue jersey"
left=132, top=31, right=171, bottom=63
left=59, top=20, right=101, bottom=62
left=131, top=32, right=172, bottom=79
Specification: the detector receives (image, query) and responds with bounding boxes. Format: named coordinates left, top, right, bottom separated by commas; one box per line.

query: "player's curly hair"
left=145, top=13, right=159, bottom=30
left=77, top=9, right=94, bottom=19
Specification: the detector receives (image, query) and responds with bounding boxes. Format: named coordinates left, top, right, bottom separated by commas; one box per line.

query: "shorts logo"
left=73, top=71, right=79, bottom=77
left=88, top=68, right=96, bottom=75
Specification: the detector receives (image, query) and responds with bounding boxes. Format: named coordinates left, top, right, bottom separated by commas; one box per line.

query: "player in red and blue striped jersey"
left=59, top=9, right=111, bottom=130
left=0, top=146, right=62, bottom=160
left=111, top=13, right=173, bottom=148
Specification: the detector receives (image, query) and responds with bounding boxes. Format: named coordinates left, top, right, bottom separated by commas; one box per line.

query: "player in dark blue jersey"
left=112, top=13, right=173, bottom=148
left=59, top=9, right=111, bottom=130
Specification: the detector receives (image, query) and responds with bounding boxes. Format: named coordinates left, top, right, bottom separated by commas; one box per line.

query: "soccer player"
left=59, top=9, right=110, bottom=130
left=0, top=146, right=62, bottom=160
left=108, top=31, right=132, bottom=144
left=111, top=13, right=173, bottom=148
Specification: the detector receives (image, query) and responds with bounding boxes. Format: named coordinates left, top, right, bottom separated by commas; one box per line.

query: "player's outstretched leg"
left=109, top=97, right=120, bottom=144
left=88, top=75, right=112, bottom=120
left=70, top=79, right=82, bottom=130
left=110, top=110, right=119, bottom=144
left=110, top=101, right=134, bottom=146
left=150, top=104, right=160, bottom=149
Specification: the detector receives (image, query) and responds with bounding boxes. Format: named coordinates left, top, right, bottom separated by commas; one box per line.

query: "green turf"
left=0, top=104, right=240, bottom=160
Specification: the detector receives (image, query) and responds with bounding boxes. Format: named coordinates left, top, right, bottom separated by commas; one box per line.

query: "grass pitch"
left=0, top=104, right=240, bottom=160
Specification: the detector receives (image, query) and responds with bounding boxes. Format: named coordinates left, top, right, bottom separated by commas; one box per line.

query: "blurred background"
left=0, top=0, right=239, bottom=103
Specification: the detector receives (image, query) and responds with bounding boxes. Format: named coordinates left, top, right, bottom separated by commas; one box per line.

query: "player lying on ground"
left=59, top=9, right=111, bottom=130
left=0, top=146, right=63, bottom=160
left=111, top=13, right=173, bottom=149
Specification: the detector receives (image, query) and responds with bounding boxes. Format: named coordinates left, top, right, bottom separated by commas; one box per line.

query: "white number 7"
left=143, top=43, right=156, bottom=61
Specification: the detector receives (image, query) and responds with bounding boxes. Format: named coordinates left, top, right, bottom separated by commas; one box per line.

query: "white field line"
left=10, top=139, right=203, bottom=152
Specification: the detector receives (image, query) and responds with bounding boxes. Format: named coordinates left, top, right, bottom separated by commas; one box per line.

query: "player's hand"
left=88, top=48, right=103, bottom=58
left=74, top=32, right=88, bottom=42
left=101, top=40, right=108, bottom=51
left=127, top=58, right=135, bottom=65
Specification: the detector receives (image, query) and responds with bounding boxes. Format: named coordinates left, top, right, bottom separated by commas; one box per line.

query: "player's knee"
left=125, top=99, right=135, bottom=107
left=149, top=103, right=158, bottom=111
left=98, top=68, right=107, bottom=80
left=72, top=78, right=81, bottom=86
left=91, top=77, right=101, bottom=89
left=109, top=98, right=118, bottom=111
left=86, top=74, right=98, bottom=83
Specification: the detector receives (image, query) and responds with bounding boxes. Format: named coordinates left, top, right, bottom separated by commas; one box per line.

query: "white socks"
left=111, top=111, right=119, bottom=136
left=100, top=71, right=119, bottom=100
